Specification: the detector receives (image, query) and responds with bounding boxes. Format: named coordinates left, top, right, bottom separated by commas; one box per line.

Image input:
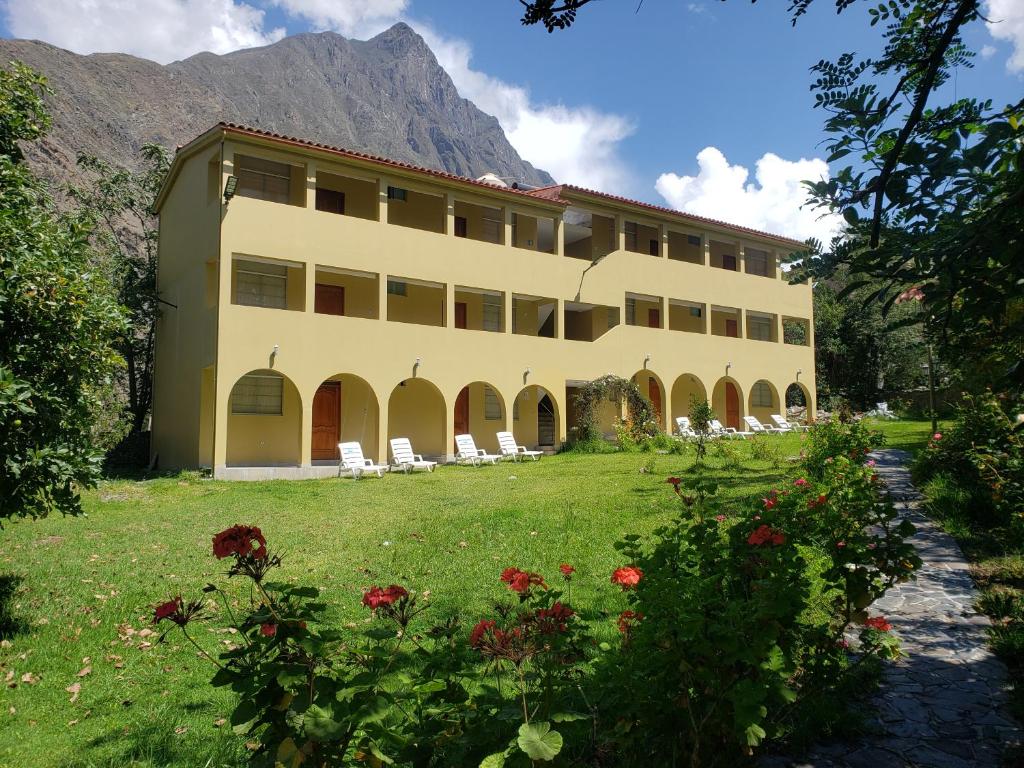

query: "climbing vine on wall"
left=571, top=374, right=656, bottom=443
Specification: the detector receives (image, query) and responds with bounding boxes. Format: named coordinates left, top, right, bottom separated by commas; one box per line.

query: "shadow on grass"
left=0, top=573, right=28, bottom=638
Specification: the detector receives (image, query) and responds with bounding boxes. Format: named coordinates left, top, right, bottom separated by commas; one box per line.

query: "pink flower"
left=260, top=623, right=277, bottom=637
left=866, top=459, right=876, bottom=468
left=794, top=478, right=808, bottom=488
left=715, top=514, right=726, bottom=523
left=836, top=541, right=846, bottom=549
left=933, top=433, right=942, bottom=441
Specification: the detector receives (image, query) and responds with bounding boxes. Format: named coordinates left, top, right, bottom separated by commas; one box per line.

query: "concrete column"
left=299, top=400, right=312, bottom=467
left=377, top=176, right=389, bottom=224
left=738, top=309, right=746, bottom=340
left=445, top=282, right=456, bottom=329
left=503, top=206, right=513, bottom=247
left=737, top=241, right=746, bottom=274
left=445, top=192, right=455, bottom=236
left=376, top=393, right=389, bottom=465
left=615, top=213, right=625, bottom=252
left=503, top=291, right=512, bottom=334
left=660, top=223, right=669, bottom=259
left=775, top=313, right=784, bottom=344
left=212, top=387, right=229, bottom=476
left=445, top=394, right=456, bottom=463
left=702, top=234, right=711, bottom=266
left=555, top=298, right=565, bottom=340
left=305, top=160, right=317, bottom=209
left=554, top=216, right=564, bottom=256
left=305, top=261, right=316, bottom=313
left=377, top=273, right=387, bottom=321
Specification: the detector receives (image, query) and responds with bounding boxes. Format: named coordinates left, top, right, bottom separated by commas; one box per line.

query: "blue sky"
left=2, top=0, right=1021, bottom=241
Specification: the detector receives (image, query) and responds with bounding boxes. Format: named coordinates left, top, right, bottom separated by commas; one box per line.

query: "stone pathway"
left=764, top=449, right=1021, bottom=767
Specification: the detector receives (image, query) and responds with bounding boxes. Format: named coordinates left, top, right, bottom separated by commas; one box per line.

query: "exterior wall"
left=669, top=304, right=705, bottom=334
left=315, top=172, right=377, bottom=220
left=313, top=269, right=378, bottom=319
left=152, top=133, right=816, bottom=475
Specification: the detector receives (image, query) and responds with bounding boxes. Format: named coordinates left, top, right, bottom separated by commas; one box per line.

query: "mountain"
left=0, top=23, right=553, bottom=188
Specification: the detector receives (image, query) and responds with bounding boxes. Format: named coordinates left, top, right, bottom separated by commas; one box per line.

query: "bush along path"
left=766, top=449, right=1021, bottom=768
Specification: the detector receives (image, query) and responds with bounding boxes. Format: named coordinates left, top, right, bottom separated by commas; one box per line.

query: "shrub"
left=802, top=417, right=884, bottom=481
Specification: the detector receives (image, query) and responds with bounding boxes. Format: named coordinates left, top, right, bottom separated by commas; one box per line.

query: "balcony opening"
left=710, top=305, right=741, bottom=338
left=709, top=240, right=739, bottom=271
left=511, top=212, right=556, bottom=253
left=744, top=247, right=774, bottom=278
left=453, top=286, right=505, bottom=332
left=783, top=316, right=811, bottom=346
left=745, top=311, right=777, bottom=342
left=386, top=185, right=445, bottom=234
left=314, top=171, right=378, bottom=220
left=452, top=200, right=504, bottom=244
left=231, top=255, right=305, bottom=311
left=512, top=294, right=557, bottom=338
left=668, top=299, right=707, bottom=334
left=625, top=293, right=663, bottom=328
left=563, top=301, right=619, bottom=342
left=313, top=267, right=379, bottom=319
left=386, top=276, right=445, bottom=328
left=624, top=220, right=660, bottom=256
left=668, top=231, right=703, bottom=265
left=563, top=207, right=615, bottom=261
left=233, top=154, right=305, bottom=206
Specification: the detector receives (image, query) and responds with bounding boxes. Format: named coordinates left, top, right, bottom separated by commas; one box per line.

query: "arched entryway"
left=512, top=385, right=560, bottom=449
left=747, top=379, right=781, bottom=426
left=454, top=381, right=506, bottom=454
left=786, top=382, right=813, bottom=424
left=388, top=378, right=446, bottom=460
left=226, top=369, right=302, bottom=466
left=310, top=374, right=379, bottom=462
left=631, top=370, right=666, bottom=431
left=670, top=373, right=707, bottom=432
left=712, top=377, right=744, bottom=430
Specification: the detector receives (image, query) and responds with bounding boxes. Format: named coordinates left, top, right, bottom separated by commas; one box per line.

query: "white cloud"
left=981, top=44, right=997, bottom=59
left=418, top=29, right=635, bottom=191
left=2, top=0, right=285, bottom=63
left=655, top=147, right=843, bottom=244
left=985, top=0, right=1024, bottom=73
left=270, top=0, right=408, bottom=38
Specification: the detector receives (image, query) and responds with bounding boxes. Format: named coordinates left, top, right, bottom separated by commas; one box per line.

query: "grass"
left=0, top=436, right=810, bottom=768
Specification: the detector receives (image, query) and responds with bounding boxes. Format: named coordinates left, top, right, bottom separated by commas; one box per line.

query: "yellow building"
left=151, top=123, right=815, bottom=479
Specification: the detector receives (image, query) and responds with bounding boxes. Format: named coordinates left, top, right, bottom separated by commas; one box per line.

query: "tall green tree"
left=0, top=62, right=124, bottom=520
left=67, top=145, right=170, bottom=442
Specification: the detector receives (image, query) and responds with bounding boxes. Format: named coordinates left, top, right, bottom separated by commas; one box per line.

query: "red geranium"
left=361, top=584, right=409, bottom=609
left=535, top=602, right=574, bottom=634
left=807, top=494, right=828, bottom=510
left=617, top=609, right=643, bottom=634
left=762, top=497, right=777, bottom=510
left=864, top=616, right=892, bottom=632
left=212, top=525, right=267, bottom=560
left=470, top=619, right=496, bottom=648
left=260, top=623, right=277, bottom=637
left=794, top=478, right=808, bottom=488
left=747, top=524, right=786, bottom=547
left=666, top=477, right=682, bottom=494
left=153, top=597, right=183, bottom=624
left=500, top=567, right=547, bottom=594
left=559, top=563, right=575, bottom=579
left=611, top=565, right=643, bottom=590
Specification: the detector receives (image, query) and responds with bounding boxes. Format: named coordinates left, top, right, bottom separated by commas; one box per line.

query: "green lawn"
left=0, top=423, right=931, bottom=768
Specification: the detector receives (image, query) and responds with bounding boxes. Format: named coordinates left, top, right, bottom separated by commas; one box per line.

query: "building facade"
left=151, top=123, right=815, bottom=479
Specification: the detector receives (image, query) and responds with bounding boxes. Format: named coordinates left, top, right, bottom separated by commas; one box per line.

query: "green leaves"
left=517, top=722, right=563, bottom=761
left=303, top=703, right=347, bottom=740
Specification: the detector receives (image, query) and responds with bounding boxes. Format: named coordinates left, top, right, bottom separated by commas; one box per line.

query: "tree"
left=0, top=62, right=125, bottom=520
left=67, top=145, right=171, bottom=446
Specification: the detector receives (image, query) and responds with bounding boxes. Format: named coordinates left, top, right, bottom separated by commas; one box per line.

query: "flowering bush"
left=802, top=416, right=884, bottom=480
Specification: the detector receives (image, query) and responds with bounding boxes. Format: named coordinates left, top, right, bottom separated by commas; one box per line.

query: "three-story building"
left=152, top=123, right=815, bottom=478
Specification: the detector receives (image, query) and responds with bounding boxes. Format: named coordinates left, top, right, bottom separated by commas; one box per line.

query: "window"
left=625, top=297, right=636, bottom=325
left=315, top=188, right=345, bottom=214
left=231, top=374, right=283, bottom=415
left=513, top=394, right=520, bottom=421
left=751, top=382, right=773, bottom=408
left=387, top=185, right=407, bottom=201
left=482, top=293, right=502, bottom=332
left=689, top=306, right=702, bottom=318
left=746, top=248, right=770, bottom=277
left=748, top=316, right=773, bottom=341
left=235, top=261, right=287, bottom=309
left=387, top=279, right=407, bottom=296
left=484, top=386, right=502, bottom=420
left=649, top=239, right=659, bottom=256
left=454, top=216, right=468, bottom=238
left=687, top=234, right=701, bottom=247
left=235, top=155, right=292, bottom=204
left=607, top=306, right=620, bottom=329
left=625, top=221, right=638, bottom=252
left=482, top=216, right=502, bottom=244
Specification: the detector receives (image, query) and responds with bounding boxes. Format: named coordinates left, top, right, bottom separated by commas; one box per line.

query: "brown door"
left=455, top=302, right=468, bottom=329
left=725, top=382, right=740, bottom=430
left=649, top=379, right=662, bottom=428
left=311, top=382, right=341, bottom=460
left=722, top=253, right=737, bottom=271
left=454, top=386, right=469, bottom=448
left=648, top=308, right=660, bottom=328
left=315, top=284, right=345, bottom=316
left=454, top=216, right=468, bottom=238
left=725, top=318, right=738, bottom=338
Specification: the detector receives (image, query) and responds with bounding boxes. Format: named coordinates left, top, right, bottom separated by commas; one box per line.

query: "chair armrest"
left=362, top=459, right=374, bottom=466
left=414, top=454, right=424, bottom=461
left=476, top=449, right=487, bottom=456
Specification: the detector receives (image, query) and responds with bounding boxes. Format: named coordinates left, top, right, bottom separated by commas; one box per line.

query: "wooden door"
left=648, top=308, right=660, bottom=328
left=722, top=253, right=737, bottom=271
left=311, top=382, right=341, bottom=460
left=455, top=302, right=468, bottom=329
left=454, top=216, right=468, bottom=238
left=725, top=382, right=740, bottom=430
left=725, top=318, right=738, bottom=338
left=649, top=379, right=662, bottom=428
left=454, top=386, right=469, bottom=448
left=315, top=284, right=345, bottom=316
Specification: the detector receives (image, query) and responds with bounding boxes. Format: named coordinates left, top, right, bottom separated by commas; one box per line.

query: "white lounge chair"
left=771, top=414, right=808, bottom=432
left=497, top=431, right=543, bottom=461
left=744, top=416, right=784, bottom=434
left=711, top=419, right=751, bottom=439
left=339, top=441, right=388, bottom=479
left=389, top=438, right=437, bottom=473
left=454, top=434, right=501, bottom=466
left=675, top=416, right=697, bottom=438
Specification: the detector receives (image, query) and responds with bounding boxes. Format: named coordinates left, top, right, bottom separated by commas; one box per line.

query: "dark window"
left=687, top=234, right=701, bottom=247
left=689, top=306, right=702, bottom=318
left=454, top=216, right=468, bottom=238
left=722, top=253, right=737, bottom=271
left=235, top=155, right=292, bottom=204
left=387, top=185, right=407, bottom=201
left=649, top=239, right=659, bottom=256
left=315, top=188, right=345, bottom=215
left=387, top=279, right=407, bottom=296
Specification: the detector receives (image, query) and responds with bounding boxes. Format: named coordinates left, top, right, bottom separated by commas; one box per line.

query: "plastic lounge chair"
left=454, top=434, right=500, bottom=466
left=711, top=419, right=751, bottom=438
left=771, top=414, right=807, bottom=432
left=744, top=416, right=784, bottom=434
left=496, top=431, right=543, bottom=461
left=339, top=441, right=388, bottom=478
left=389, top=438, right=437, bottom=473
left=675, top=416, right=697, bottom=438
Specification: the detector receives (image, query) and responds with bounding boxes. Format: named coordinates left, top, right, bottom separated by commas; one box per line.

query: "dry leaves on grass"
left=66, top=682, right=81, bottom=703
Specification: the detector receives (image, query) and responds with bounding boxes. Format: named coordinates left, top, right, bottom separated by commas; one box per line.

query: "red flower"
left=762, top=497, right=777, bottom=510
left=747, top=524, right=786, bottom=547
left=153, top=597, right=182, bottom=624
left=794, top=478, right=808, bottom=488
left=864, top=616, right=892, bottom=632
left=535, top=602, right=575, bottom=634
left=611, top=566, right=643, bottom=590
left=559, top=563, right=575, bottom=579
left=836, top=541, right=846, bottom=549
left=260, top=623, right=277, bottom=637
left=666, top=477, right=682, bottom=494
left=807, top=494, right=828, bottom=510
left=361, top=584, right=408, bottom=609
left=933, top=432, right=942, bottom=441
left=212, top=525, right=267, bottom=560
left=500, top=567, right=546, bottom=594
left=617, top=610, right=644, bottom=634
left=470, top=619, right=496, bottom=648
left=715, top=514, right=726, bottom=523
